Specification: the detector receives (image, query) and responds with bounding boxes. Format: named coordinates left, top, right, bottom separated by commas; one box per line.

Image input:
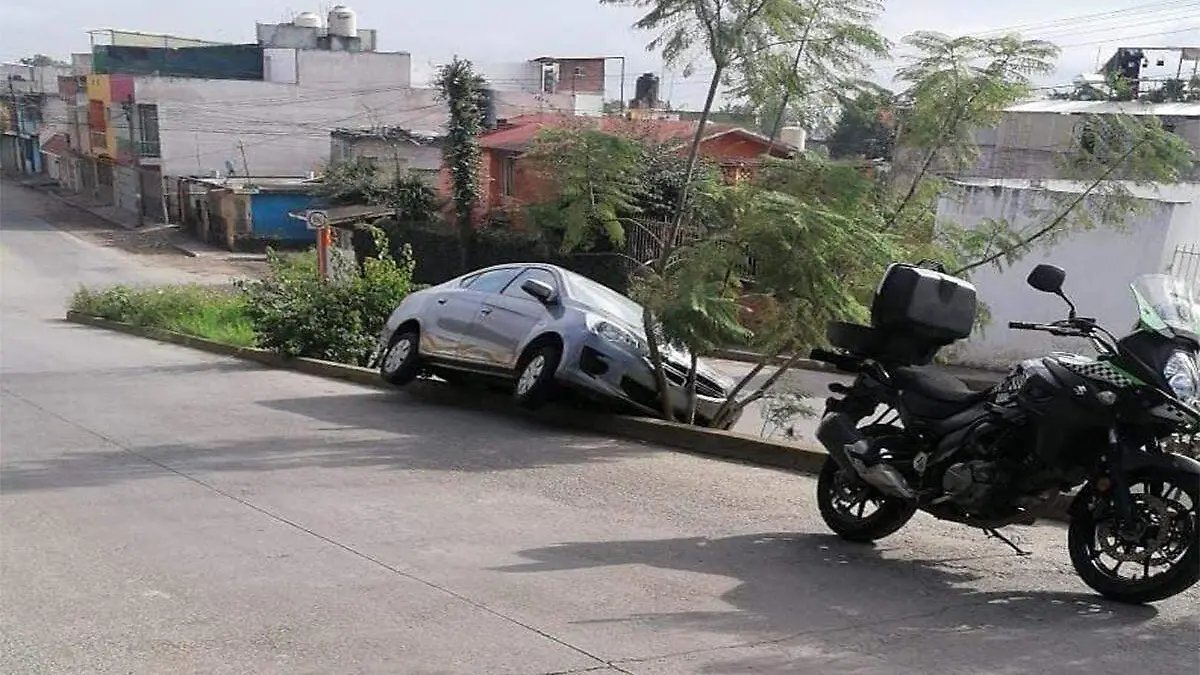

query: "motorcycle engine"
left=942, top=461, right=1001, bottom=511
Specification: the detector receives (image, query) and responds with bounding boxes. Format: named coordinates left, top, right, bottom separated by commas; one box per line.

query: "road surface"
left=2, top=182, right=1196, bottom=675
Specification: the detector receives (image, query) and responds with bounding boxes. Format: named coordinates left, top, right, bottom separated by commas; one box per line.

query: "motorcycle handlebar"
left=1008, top=321, right=1040, bottom=330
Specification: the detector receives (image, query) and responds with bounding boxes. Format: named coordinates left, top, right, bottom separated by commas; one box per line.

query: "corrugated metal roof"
left=1004, top=100, right=1200, bottom=116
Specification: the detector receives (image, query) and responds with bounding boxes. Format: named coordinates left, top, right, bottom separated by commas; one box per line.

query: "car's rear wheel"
left=514, top=343, right=561, bottom=409
left=381, top=329, right=421, bottom=385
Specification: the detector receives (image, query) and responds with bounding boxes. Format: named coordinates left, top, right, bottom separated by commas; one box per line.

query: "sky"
left=2, top=0, right=1198, bottom=108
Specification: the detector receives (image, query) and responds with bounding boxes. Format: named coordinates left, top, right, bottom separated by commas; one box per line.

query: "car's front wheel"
left=380, top=329, right=421, bottom=385
left=514, top=343, right=561, bottom=409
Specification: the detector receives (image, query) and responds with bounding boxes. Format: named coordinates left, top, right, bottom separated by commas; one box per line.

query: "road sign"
left=305, top=210, right=329, bottom=229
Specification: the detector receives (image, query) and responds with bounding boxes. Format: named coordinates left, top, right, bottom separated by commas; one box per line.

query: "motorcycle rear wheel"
left=1068, top=466, right=1199, bottom=604
left=817, top=455, right=917, bottom=543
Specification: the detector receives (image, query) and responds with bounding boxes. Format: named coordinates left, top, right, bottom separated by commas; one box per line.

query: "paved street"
left=1, top=181, right=1196, bottom=675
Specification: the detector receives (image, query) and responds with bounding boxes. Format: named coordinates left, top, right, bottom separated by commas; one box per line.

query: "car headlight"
left=587, top=316, right=647, bottom=355
left=1163, top=351, right=1199, bottom=402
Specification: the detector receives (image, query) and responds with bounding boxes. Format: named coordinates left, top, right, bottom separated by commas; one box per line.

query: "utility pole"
left=237, top=140, right=252, bottom=188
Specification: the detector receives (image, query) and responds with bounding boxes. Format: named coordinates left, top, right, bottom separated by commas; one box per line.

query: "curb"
left=20, top=183, right=199, bottom=258
left=64, top=311, right=1071, bottom=523
left=710, top=348, right=1005, bottom=391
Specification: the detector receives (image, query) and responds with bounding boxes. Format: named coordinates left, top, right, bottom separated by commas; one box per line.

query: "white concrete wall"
left=296, top=50, right=410, bottom=89
left=938, top=182, right=1198, bottom=369
left=137, top=72, right=575, bottom=177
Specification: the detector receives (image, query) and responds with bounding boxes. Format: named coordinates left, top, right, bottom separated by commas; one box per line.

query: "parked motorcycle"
left=810, top=262, right=1200, bottom=604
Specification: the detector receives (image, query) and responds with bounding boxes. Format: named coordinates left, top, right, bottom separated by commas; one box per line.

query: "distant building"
left=330, top=127, right=443, bottom=184
left=55, top=9, right=586, bottom=223
left=1, top=61, right=71, bottom=176
left=469, top=114, right=798, bottom=216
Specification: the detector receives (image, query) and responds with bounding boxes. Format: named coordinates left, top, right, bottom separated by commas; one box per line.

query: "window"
left=463, top=268, right=521, bottom=294
left=501, top=156, right=516, bottom=197
left=503, top=268, right=558, bottom=299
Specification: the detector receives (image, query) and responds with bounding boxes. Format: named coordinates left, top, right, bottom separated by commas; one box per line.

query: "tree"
left=889, top=33, right=1060, bottom=229
left=434, top=57, right=488, bottom=273
left=314, top=159, right=381, bottom=206
left=731, top=0, right=890, bottom=147
left=827, top=85, right=896, bottom=160
left=601, top=0, right=829, bottom=419
left=18, top=54, right=69, bottom=68
left=889, top=34, right=1192, bottom=276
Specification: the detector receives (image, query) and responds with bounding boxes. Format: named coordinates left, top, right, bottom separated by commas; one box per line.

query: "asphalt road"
left=2, top=182, right=1197, bottom=675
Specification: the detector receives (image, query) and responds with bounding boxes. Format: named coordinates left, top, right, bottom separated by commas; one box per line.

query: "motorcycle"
left=810, top=261, right=1200, bottom=604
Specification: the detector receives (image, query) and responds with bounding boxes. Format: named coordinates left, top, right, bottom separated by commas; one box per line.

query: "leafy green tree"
left=314, top=159, right=381, bottom=206
left=435, top=57, right=488, bottom=273
left=827, top=85, right=896, bottom=160
left=890, top=32, right=1060, bottom=228
left=732, top=0, right=890, bottom=146
left=18, top=54, right=70, bottom=67
left=522, top=126, right=645, bottom=252
left=602, top=0, right=831, bottom=419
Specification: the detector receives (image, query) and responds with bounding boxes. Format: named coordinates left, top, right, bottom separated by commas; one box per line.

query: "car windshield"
left=561, top=270, right=645, bottom=328
left=1131, top=273, right=1199, bottom=339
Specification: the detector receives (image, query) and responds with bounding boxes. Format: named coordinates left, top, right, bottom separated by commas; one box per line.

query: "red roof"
left=40, top=133, right=69, bottom=156
left=479, top=115, right=744, bottom=153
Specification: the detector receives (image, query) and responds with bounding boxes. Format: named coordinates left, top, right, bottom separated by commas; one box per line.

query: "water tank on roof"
left=634, top=73, right=660, bottom=108
left=327, top=6, right=357, bottom=37
left=293, top=11, right=322, bottom=28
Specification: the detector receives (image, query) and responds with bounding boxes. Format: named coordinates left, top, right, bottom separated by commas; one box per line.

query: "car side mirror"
left=521, top=279, right=557, bottom=304
left=1027, top=264, right=1065, bottom=294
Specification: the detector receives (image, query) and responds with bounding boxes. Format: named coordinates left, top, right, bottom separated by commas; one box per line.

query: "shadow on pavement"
left=0, top=388, right=653, bottom=493
left=498, top=532, right=1186, bottom=675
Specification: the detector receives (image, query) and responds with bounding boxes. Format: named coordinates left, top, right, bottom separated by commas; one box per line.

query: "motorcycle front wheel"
left=1068, top=466, right=1199, bottom=604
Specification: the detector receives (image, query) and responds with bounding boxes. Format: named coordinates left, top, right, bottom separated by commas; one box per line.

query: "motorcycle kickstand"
left=983, top=528, right=1032, bottom=557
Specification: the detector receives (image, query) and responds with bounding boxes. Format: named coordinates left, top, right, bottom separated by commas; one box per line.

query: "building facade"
left=56, top=10, right=589, bottom=223
left=1, top=62, right=70, bottom=176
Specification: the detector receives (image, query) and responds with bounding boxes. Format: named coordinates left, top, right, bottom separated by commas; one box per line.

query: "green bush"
left=237, top=231, right=416, bottom=366
left=70, top=284, right=256, bottom=347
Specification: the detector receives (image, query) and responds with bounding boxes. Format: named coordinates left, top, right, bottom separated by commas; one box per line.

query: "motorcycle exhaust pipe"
left=816, top=411, right=915, bottom=500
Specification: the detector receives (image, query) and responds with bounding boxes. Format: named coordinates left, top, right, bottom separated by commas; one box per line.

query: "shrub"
left=237, top=230, right=416, bottom=366
left=69, top=284, right=256, bottom=347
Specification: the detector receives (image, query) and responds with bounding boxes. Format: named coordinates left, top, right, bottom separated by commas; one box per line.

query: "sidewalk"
left=18, top=180, right=264, bottom=262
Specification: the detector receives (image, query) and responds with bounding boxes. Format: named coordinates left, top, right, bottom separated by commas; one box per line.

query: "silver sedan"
left=372, top=263, right=742, bottom=428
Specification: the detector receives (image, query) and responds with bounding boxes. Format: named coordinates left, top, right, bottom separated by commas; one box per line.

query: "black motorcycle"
left=810, top=261, right=1200, bottom=604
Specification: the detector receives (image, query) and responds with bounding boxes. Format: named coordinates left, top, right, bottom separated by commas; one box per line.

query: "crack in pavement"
left=2, top=386, right=636, bottom=675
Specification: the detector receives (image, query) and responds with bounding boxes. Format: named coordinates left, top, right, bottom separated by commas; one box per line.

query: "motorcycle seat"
left=893, top=366, right=990, bottom=419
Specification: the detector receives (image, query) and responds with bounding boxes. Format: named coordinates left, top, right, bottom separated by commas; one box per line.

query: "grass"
left=70, top=284, right=257, bottom=347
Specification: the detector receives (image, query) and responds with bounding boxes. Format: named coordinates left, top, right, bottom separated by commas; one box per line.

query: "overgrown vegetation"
left=72, top=229, right=415, bottom=368
left=70, top=285, right=256, bottom=347
left=314, top=159, right=440, bottom=223
left=434, top=56, right=489, bottom=273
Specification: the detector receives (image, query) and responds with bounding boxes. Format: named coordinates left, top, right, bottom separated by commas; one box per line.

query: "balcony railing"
left=138, top=139, right=161, bottom=158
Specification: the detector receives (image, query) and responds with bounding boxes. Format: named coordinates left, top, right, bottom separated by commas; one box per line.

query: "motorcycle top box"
left=828, top=263, right=978, bottom=366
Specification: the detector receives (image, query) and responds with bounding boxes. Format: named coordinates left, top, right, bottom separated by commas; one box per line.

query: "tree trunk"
left=642, top=66, right=723, bottom=422
left=765, top=4, right=820, bottom=148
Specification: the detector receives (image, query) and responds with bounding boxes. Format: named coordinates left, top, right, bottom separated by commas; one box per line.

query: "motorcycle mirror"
left=1027, top=264, right=1077, bottom=318
left=1026, top=264, right=1066, bottom=294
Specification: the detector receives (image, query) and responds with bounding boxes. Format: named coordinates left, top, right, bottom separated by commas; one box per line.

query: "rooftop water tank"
left=293, top=11, right=322, bottom=28
left=327, top=6, right=357, bottom=37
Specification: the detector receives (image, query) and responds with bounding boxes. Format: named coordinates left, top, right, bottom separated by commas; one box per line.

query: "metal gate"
left=1169, top=243, right=1200, bottom=290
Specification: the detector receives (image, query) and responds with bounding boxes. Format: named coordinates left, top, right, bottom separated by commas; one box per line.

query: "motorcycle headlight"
left=1163, top=351, right=1200, bottom=402
left=587, top=317, right=648, bottom=356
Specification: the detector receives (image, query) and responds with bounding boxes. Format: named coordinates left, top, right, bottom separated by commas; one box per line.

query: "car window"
left=502, top=268, right=558, bottom=299
left=462, top=268, right=521, bottom=294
